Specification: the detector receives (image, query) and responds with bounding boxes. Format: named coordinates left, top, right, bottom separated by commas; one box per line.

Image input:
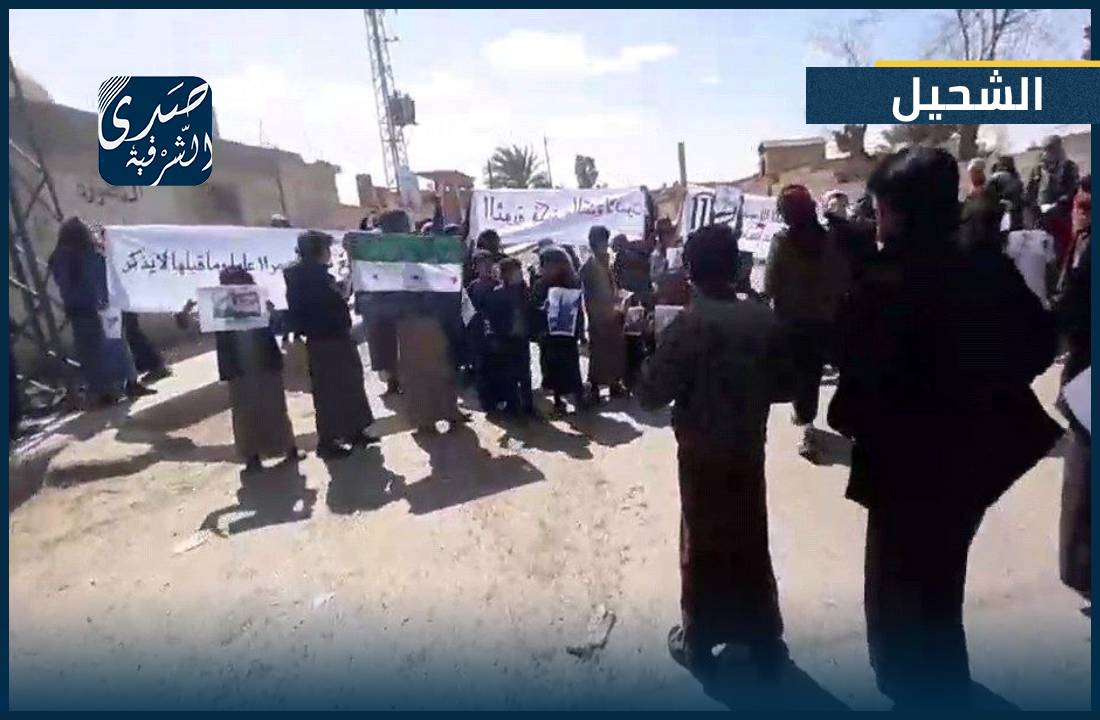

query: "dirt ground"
left=7, top=341, right=1092, bottom=710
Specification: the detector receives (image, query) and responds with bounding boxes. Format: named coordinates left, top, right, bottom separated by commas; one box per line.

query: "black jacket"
left=283, top=260, right=351, bottom=340
left=1057, top=237, right=1090, bottom=379
left=829, top=240, right=1061, bottom=510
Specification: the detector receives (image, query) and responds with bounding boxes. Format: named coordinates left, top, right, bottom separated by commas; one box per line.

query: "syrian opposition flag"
left=348, top=233, right=465, bottom=293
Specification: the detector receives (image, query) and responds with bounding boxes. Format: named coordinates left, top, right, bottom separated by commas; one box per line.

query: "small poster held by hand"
left=666, top=246, right=684, bottom=272
left=654, top=304, right=684, bottom=342
left=196, top=285, right=269, bottom=333
left=99, top=307, right=123, bottom=339
left=546, top=287, right=583, bottom=337
left=623, top=306, right=646, bottom=336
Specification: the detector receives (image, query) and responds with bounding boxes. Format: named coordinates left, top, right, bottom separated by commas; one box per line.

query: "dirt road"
left=7, top=345, right=1091, bottom=709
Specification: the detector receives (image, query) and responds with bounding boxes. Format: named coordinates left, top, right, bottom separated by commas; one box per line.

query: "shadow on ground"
left=323, top=446, right=406, bottom=515
left=404, top=425, right=545, bottom=514
left=695, top=658, right=849, bottom=711
left=200, top=461, right=317, bottom=536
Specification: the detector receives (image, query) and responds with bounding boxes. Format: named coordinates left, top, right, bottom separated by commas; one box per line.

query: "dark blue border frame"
left=2, top=4, right=1091, bottom=716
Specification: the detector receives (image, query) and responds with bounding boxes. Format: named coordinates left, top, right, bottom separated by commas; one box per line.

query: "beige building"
left=757, top=137, right=827, bottom=179
left=415, top=170, right=474, bottom=225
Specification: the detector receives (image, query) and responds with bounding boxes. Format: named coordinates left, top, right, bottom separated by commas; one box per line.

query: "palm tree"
left=484, top=145, right=550, bottom=189
left=574, top=155, right=599, bottom=188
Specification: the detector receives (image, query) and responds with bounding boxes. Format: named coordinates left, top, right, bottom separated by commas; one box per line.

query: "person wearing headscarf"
left=1056, top=175, right=1091, bottom=604
left=764, top=184, right=851, bottom=461
left=611, top=233, right=653, bottom=301
left=453, top=228, right=506, bottom=378
left=580, top=225, right=628, bottom=402
left=358, top=209, right=411, bottom=395
left=530, top=245, right=586, bottom=414
left=177, top=267, right=301, bottom=472
left=1059, top=174, right=1092, bottom=294
left=988, top=155, right=1025, bottom=232
left=466, top=249, right=502, bottom=412
left=48, top=217, right=153, bottom=406
left=829, top=147, right=1061, bottom=709
left=959, top=158, right=1004, bottom=255
left=284, top=230, right=376, bottom=458
left=475, top=257, right=536, bottom=418
left=822, top=189, right=849, bottom=218
left=823, top=190, right=877, bottom=282
left=637, top=222, right=794, bottom=680
left=650, top=217, right=691, bottom=306
left=611, top=232, right=653, bottom=390
left=1027, top=134, right=1081, bottom=268
left=388, top=225, right=469, bottom=433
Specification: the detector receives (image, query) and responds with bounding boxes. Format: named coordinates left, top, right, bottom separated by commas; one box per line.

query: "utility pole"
left=543, top=136, right=553, bottom=187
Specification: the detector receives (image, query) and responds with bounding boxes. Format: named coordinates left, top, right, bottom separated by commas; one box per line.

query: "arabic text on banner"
left=680, top=185, right=783, bottom=260
left=104, top=225, right=348, bottom=313
left=348, top=233, right=465, bottom=293
left=468, top=187, right=647, bottom=248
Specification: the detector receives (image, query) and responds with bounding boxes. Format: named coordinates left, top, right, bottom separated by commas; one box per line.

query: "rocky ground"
left=7, top=341, right=1091, bottom=710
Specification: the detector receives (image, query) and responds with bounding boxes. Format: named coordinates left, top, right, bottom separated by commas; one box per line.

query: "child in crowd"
left=530, top=246, right=586, bottom=414
left=479, top=258, right=536, bottom=417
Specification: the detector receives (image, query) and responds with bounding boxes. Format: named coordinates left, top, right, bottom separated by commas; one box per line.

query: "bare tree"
left=809, top=11, right=881, bottom=159
left=924, top=9, right=1052, bottom=159
left=927, top=9, right=1051, bottom=62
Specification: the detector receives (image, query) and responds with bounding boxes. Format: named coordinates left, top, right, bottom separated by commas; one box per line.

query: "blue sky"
left=8, top=9, right=1091, bottom=203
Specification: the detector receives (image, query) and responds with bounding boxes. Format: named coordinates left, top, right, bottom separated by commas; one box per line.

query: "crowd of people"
left=637, top=144, right=1090, bottom=708
left=34, top=135, right=1091, bottom=709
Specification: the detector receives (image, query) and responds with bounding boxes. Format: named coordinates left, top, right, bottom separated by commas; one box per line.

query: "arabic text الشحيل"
left=891, top=73, right=1042, bottom=123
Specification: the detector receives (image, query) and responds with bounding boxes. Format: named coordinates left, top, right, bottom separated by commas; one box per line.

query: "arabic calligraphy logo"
left=98, top=76, right=213, bottom=187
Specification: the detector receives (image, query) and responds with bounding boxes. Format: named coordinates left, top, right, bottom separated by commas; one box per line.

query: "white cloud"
left=699, top=73, right=721, bottom=86
left=482, top=30, right=677, bottom=77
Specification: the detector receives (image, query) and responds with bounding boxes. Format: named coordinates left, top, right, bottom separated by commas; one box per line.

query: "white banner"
left=741, top=194, right=785, bottom=258
left=196, top=285, right=270, bottom=333
left=469, top=187, right=647, bottom=248
left=104, top=225, right=348, bottom=312
left=680, top=185, right=783, bottom=260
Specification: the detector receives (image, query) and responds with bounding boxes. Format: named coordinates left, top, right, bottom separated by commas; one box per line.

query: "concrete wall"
left=9, top=99, right=342, bottom=374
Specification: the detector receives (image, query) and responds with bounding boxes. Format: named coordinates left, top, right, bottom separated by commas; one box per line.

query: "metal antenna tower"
left=363, top=9, right=411, bottom=189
